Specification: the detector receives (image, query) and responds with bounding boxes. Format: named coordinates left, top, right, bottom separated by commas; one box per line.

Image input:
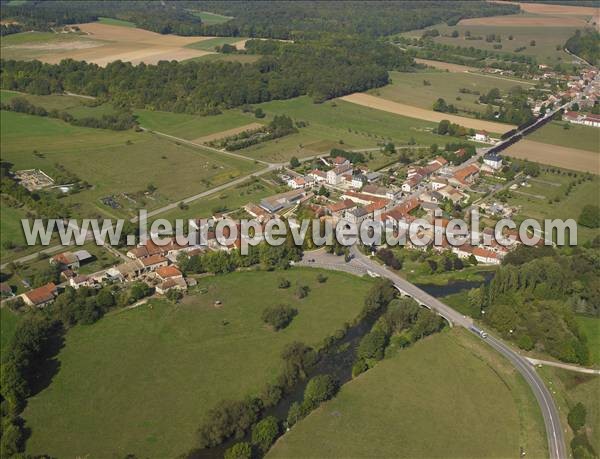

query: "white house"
left=474, top=130, right=490, bottom=142
left=483, top=153, right=503, bottom=170
left=287, top=176, right=307, bottom=189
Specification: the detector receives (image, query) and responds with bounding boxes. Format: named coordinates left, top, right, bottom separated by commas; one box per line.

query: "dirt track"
left=504, top=139, right=600, bottom=174
left=340, top=93, right=515, bottom=134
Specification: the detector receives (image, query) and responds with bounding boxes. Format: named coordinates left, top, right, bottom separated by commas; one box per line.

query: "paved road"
left=303, top=247, right=566, bottom=459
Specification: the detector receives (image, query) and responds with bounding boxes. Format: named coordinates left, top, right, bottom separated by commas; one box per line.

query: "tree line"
left=467, top=246, right=599, bottom=365
left=0, top=36, right=411, bottom=113
left=565, top=30, right=600, bottom=66
left=1, top=96, right=137, bottom=131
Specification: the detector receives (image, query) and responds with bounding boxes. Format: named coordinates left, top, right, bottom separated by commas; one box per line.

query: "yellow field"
left=339, top=93, right=515, bottom=134
left=14, top=23, right=216, bottom=66
left=505, top=139, right=600, bottom=174
left=192, top=122, right=265, bottom=143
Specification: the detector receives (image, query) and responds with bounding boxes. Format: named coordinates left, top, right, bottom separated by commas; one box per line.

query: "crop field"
left=0, top=110, right=260, bottom=219
left=1, top=23, right=216, bottom=65
left=413, top=58, right=476, bottom=72
left=23, top=269, right=374, bottom=458
left=193, top=122, right=265, bottom=143
left=269, top=329, right=547, bottom=458
left=504, top=139, right=600, bottom=174
left=526, top=121, right=600, bottom=154
left=492, top=169, right=600, bottom=243
left=371, top=70, right=528, bottom=116
left=340, top=92, right=514, bottom=134
left=403, top=21, right=585, bottom=66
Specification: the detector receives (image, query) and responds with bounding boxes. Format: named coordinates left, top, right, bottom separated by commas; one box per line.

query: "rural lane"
left=302, top=247, right=567, bottom=459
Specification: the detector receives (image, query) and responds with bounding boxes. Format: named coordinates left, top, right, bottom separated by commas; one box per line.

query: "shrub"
left=357, top=330, right=387, bottom=361
left=568, top=402, right=587, bottom=433
left=517, top=335, right=534, bottom=351
left=278, top=278, right=290, bottom=289
left=224, top=442, right=252, bottom=459
left=262, top=305, right=298, bottom=331
left=251, top=416, right=279, bottom=452
left=295, top=284, right=310, bottom=299
left=316, top=273, right=328, bottom=283
left=286, top=401, right=306, bottom=427
left=578, top=205, right=600, bottom=228
left=352, top=359, right=369, bottom=378
left=303, top=374, right=339, bottom=409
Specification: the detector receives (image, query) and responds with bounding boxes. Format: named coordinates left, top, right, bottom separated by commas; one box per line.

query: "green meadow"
left=526, top=121, right=600, bottom=153
left=372, top=70, right=530, bottom=115
left=402, top=21, right=583, bottom=66
left=23, top=269, right=373, bottom=458
left=0, top=109, right=260, bottom=219
left=269, top=329, right=547, bottom=458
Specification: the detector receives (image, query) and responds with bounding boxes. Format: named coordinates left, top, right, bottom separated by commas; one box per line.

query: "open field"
left=538, top=366, right=600, bottom=454
left=240, top=96, right=485, bottom=162
left=193, top=122, right=265, bottom=143
left=97, top=17, right=136, bottom=28
left=526, top=121, right=600, bottom=154
left=494, top=1, right=600, bottom=24
left=0, top=110, right=260, bottom=219
left=1, top=23, right=217, bottom=65
left=190, top=10, right=233, bottom=25
left=135, top=108, right=259, bottom=140
left=340, top=92, right=514, bottom=134
left=504, top=139, right=600, bottom=174
left=23, top=269, right=373, bottom=458
left=576, top=316, right=600, bottom=366
left=414, top=57, right=476, bottom=72
left=269, top=328, right=547, bottom=458
left=459, top=14, right=590, bottom=28
left=402, top=21, right=585, bottom=66
left=371, top=70, right=528, bottom=116
left=492, top=169, right=600, bottom=242
left=185, top=36, right=246, bottom=51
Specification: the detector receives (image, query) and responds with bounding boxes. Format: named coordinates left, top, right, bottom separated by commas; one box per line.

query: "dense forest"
left=0, top=37, right=412, bottom=112
left=0, top=0, right=205, bottom=35
left=195, top=1, right=519, bottom=39
left=0, top=1, right=519, bottom=38
left=468, top=245, right=599, bottom=365
left=565, top=30, right=600, bottom=67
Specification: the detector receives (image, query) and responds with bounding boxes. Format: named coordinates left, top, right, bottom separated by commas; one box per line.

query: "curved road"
left=308, top=247, right=566, bottom=459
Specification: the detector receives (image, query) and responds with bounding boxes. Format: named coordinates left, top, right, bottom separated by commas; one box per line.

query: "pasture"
left=576, top=316, right=600, bottom=366
left=526, top=121, right=600, bottom=153
left=238, top=96, right=485, bottom=162
left=268, top=329, right=547, bottom=458
left=185, top=36, right=245, bottom=51
left=403, top=22, right=585, bottom=66
left=372, top=70, right=529, bottom=116
left=190, top=10, right=233, bottom=25
left=0, top=308, right=21, bottom=357
left=23, top=269, right=373, bottom=458
left=0, top=110, right=260, bottom=219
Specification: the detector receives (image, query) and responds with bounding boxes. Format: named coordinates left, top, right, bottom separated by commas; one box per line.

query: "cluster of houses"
left=562, top=111, right=600, bottom=128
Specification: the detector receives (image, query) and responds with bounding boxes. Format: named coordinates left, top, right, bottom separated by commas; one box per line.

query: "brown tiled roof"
left=155, top=265, right=182, bottom=279
left=141, top=254, right=167, bottom=267
left=24, top=282, right=57, bottom=305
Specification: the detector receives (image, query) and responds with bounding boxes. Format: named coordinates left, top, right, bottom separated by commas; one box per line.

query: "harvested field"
left=414, top=57, right=475, bottom=73
left=459, top=15, right=591, bottom=27
left=494, top=1, right=599, bottom=17
left=231, top=38, right=249, bottom=50
left=192, top=122, right=265, bottom=143
left=505, top=139, right=600, bottom=174
left=76, top=22, right=208, bottom=46
left=8, top=23, right=217, bottom=66
left=340, top=93, right=515, bottom=134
